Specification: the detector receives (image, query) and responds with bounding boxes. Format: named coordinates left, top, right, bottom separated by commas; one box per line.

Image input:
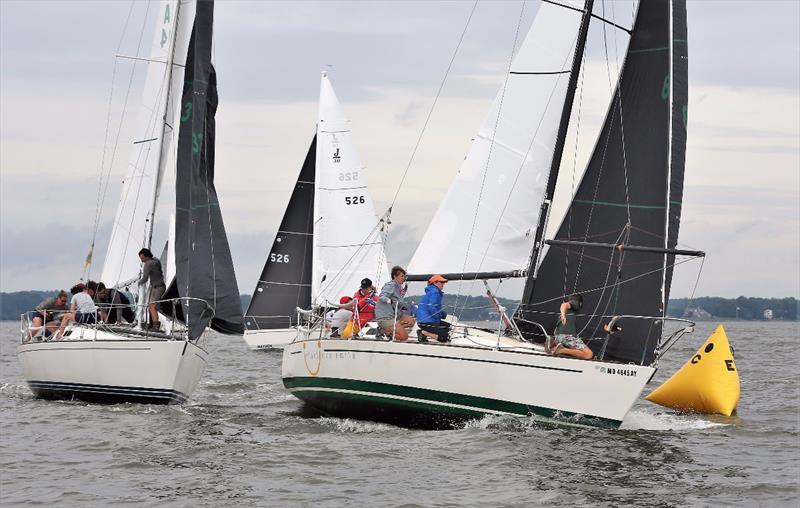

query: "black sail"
left=244, top=136, right=316, bottom=330
left=174, top=0, right=244, bottom=339
left=517, top=0, right=688, bottom=365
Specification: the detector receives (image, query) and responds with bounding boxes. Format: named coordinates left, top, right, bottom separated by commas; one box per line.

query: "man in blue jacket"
left=416, top=275, right=451, bottom=343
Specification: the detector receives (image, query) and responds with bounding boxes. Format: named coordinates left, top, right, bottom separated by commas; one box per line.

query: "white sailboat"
left=243, top=72, right=389, bottom=350
left=282, top=0, right=703, bottom=429
left=17, top=0, right=244, bottom=404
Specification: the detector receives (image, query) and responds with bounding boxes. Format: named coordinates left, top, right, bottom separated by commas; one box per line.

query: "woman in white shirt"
left=54, top=282, right=99, bottom=339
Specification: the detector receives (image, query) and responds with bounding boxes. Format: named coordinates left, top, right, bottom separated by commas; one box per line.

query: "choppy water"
left=1, top=321, right=798, bottom=507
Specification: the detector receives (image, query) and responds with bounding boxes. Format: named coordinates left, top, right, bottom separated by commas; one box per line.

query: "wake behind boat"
left=17, top=0, right=243, bottom=405
left=282, top=0, right=703, bottom=429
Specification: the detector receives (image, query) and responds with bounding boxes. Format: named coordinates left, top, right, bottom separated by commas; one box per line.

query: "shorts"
left=419, top=321, right=451, bottom=342
left=556, top=334, right=587, bottom=350
left=75, top=312, right=97, bottom=324
left=149, top=285, right=166, bottom=303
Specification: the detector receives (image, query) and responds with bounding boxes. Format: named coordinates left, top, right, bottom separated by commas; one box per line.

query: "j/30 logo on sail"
left=333, top=148, right=341, bottom=163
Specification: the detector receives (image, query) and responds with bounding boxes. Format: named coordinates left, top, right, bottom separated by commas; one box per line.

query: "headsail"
left=100, top=0, right=184, bottom=289
left=517, top=0, right=688, bottom=365
left=312, top=72, right=388, bottom=304
left=174, top=0, right=243, bottom=339
left=408, top=1, right=586, bottom=276
left=244, top=136, right=316, bottom=330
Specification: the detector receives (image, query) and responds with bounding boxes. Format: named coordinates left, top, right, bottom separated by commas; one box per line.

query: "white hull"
left=242, top=328, right=296, bottom=350
left=282, top=328, right=655, bottom=429
left=17, top=328, right=208, bottom=405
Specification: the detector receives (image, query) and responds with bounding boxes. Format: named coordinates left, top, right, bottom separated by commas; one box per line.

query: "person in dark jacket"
left=416, top=275, right=451, bottom=343
left=96, top=283, right=135, bottom=324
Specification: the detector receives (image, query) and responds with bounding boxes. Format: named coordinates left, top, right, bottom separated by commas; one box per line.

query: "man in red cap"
left=416, top=275, right=451, bottom=343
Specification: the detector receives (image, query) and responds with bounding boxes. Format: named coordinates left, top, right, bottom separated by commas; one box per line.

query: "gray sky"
left=1, top=0, right=798, bottom=299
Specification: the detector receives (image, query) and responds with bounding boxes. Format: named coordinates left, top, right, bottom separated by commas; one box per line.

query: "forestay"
left=408, top=1, right=585, bottom=276
left=312, top=72, right=388, bottom=304
left=101, top=0, right=190, bottom=290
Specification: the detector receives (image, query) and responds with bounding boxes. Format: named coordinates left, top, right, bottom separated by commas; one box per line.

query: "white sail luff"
left=312, top=72, right=389, bottom=304
left=100, top=0, right=193, bottom=290
left=408, top=1, right=585, bottom=276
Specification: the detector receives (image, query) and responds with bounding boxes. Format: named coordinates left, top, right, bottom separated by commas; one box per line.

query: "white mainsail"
left=312, top=72, right=389, bottom=304
left=408, top=1, right=585, bottom=275
left=100, top=0, right=194, bottom=289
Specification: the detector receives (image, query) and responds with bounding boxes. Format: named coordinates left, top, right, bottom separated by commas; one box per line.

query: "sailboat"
left=243, top=72, right=389, bottom=350
left=17, top=0, right=243, bottom=404
left=281, top=0, right=703, bottom=429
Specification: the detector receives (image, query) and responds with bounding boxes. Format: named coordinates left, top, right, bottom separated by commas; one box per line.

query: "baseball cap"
left=360, top=278, right=372, bottom=289
left=428, top=275, right=448, bottom=284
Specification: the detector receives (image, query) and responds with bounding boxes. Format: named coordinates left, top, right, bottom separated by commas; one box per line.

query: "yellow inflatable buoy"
left=646, top=324, right=740, bottom=416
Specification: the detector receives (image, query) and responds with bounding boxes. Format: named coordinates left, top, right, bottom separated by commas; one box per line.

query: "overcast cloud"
left=1, top=0, right=798, bottom=299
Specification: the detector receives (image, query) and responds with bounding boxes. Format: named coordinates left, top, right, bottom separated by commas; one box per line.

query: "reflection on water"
left=1, top=321, right=798, bottom=507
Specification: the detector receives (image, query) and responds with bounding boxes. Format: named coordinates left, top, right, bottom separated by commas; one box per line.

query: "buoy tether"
left=645, top=324, right=740, bottom=416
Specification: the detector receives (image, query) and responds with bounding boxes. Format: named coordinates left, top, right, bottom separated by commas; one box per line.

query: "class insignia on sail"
left=645, top=325, right=740, bottom=416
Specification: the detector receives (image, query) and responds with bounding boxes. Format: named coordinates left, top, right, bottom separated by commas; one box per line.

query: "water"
left=1, top=321, right=798, bottom=507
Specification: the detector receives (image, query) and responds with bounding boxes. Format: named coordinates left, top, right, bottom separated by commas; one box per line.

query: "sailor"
left=96, top=282, right=135, bottom=324
left=55, top=282, right=99, bottom=339
left=25, top=290, right=69, bottom=340
left=416, top=275, right=451, bottom=343
left=138, top=248, right=166, bottom=330
left=352, top=278, right=378, bottom=327
left=375, top=266, right=415, bottom=341
left=552, top=293, right=593, bottom=360
left=330, top=296, right=354, bottom=337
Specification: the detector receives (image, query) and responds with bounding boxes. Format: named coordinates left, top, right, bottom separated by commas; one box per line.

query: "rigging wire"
left=385, top=0, right=478, bottom=212
left=453, top=0, right=527, bottom=318
left=84, top=0, right=140, bottom=280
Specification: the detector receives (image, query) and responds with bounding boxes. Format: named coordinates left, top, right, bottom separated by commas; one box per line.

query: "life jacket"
left=353, top=288, right=377, bottom=326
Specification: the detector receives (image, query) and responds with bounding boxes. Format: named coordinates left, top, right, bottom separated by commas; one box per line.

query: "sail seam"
left=509, top=70, right=570, bottom=75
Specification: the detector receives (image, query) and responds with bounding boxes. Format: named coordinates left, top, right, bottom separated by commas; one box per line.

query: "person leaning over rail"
left=375, top=266, right=415, bottom=341
left=138, top=248, right=166, bottom=330
left=55, top=282, right=100, bottom=339
left=330, top=296, right=354, bottom=337
left=25, top=290, right=69, bottom=341
left=96, top=282, right=135, bottom=324
left=551, top=293, right=593, bottom=360
left=416, top=275, right=451, bottom=343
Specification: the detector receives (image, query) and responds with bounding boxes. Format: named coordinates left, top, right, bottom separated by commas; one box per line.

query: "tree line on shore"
left=1, top=290, right=796, bottom=322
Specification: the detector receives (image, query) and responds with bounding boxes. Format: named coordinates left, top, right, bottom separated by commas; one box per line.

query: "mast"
left=521, top=0, right=594, bottom=304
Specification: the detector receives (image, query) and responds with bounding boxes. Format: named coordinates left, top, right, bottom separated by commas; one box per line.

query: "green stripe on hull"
left=284, top=376, right=621, bottom=429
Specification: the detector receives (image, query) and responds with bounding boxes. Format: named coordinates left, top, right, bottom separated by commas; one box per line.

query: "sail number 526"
left=270, top=253, right=290, bottom=263
left=345, top=196, right=365, bottom=205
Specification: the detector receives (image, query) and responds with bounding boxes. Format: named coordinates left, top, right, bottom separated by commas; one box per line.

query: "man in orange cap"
left=416, top=275, right=450, bottom=343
